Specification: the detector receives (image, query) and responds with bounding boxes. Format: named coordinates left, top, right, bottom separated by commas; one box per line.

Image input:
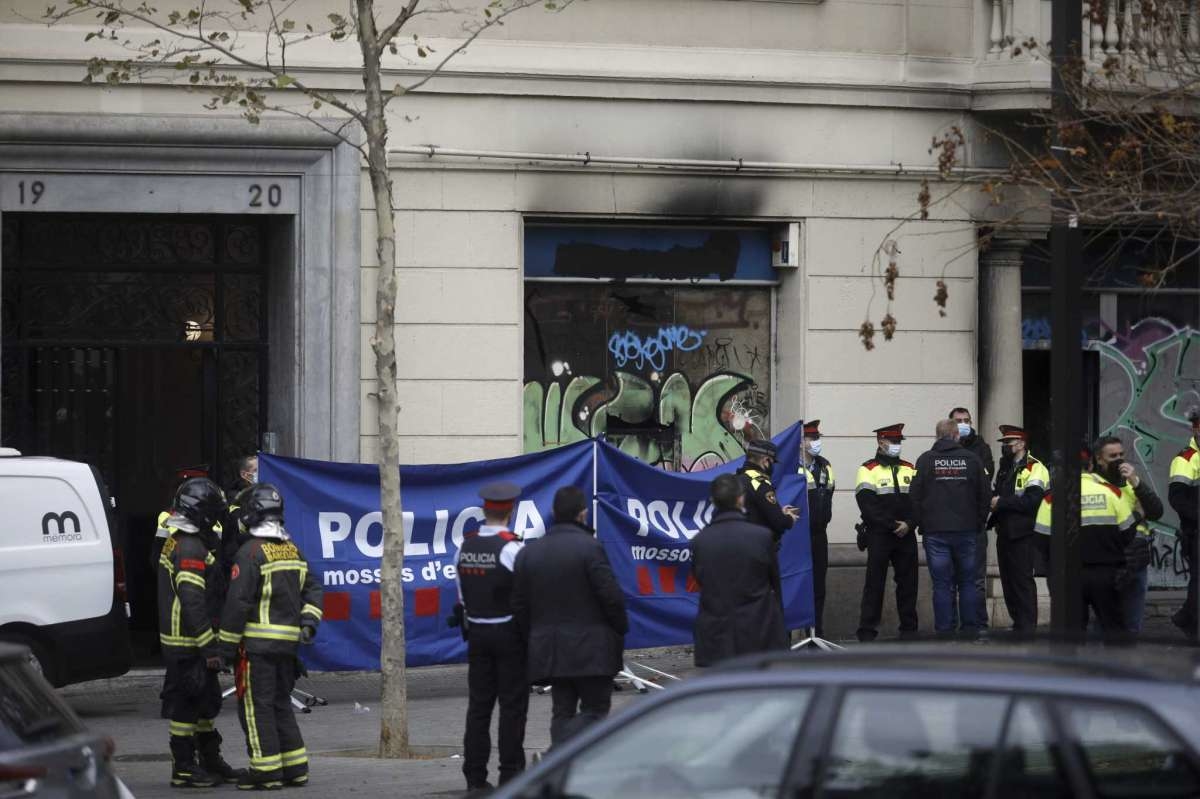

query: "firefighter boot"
left=237, top=769, right=284, bottom=791
left=281, top=765, right=308, bottom=788
left=169, top=737, right=219, bottom=789
left=196, top=729, right=246, bottom=784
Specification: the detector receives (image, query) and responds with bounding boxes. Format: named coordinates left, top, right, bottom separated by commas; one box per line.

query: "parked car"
left=0, top=451, right=131, bottom=687
left=494, top=647, right=1200, bottom=799
left=0, top=642, right=131, bottom=799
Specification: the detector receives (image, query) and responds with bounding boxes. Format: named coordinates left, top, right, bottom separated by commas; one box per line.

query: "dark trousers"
left=1177, top=533, right=1198, bottom=633
left=161, top=657, right=223, bottom=766
left=1082, top=565, right=1129, bottom=642
left=549, top=676, right=613, bottom=748
left=463, top=622, right=528, bottom=788
left=811, top=526, right=829, bottom=637
left=951, top=530, right=990, bottom=630
left=923, top=532, right=979, bottom=635
left=998, top=533, right=1040, bottom=633
left=857, top=531, right=919, bottom=640
left=237, top=652, right=306, bottom=778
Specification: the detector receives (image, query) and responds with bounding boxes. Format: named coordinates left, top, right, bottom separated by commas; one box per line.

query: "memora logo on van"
left=42, top=511, right=84, bottom=543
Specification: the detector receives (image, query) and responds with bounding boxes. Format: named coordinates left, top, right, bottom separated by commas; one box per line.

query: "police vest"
left=855, top=459, right=916, bottom=495
left=1033, top=475, right=1135, bottom=564
left=458, top=531, right=518, bottom=620
left=1011, top=456, right=1049, bottom=496
left=801, top=459, right=836, bottom=491
left=1170, top=446, right=1200, bottom=537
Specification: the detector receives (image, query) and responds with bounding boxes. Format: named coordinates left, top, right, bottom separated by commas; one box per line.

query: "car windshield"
left=0, top=659, right=82, bottom=750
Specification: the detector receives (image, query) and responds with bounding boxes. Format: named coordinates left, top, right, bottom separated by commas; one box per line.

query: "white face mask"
left=956, top=423, right=972, bottom=438
left=807, top=440, right=823, bottom=456
left=245, top=470, right=258, bottom=484
left=885, top=443, right=903, bottom=458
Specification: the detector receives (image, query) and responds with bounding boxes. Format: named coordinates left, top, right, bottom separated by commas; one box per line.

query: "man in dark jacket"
left=799, top=420, right=835, bottom=636
left=689, top=473, right=788, bottom=666
left=910, top=419, right=990, bottom=638
left=737, top=439, right=798, bottom=543
left=989, top=424, right=1050, bottom=635
left=950, top=408, right=994, bottom=629
left=512, top=487, right=627, bottom=748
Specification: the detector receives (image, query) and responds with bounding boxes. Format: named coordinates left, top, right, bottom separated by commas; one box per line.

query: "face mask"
left=1106, top=459, right=1126, bottom=483
left=807, top=440, right=823, bottom=456
left=957, top=423, right=972, bottom=438
left=885, top=443, right=902, bottom=458
left=245, top=470, right=258, bottom=484
left=1001, top=444, right=1015, bottom=458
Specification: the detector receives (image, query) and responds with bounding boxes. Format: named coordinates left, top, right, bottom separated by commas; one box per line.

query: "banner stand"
left=790, top=626, right=843, bottom=652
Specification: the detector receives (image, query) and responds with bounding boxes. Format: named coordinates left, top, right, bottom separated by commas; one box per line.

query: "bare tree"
left=44, top=0, right=572, bottom=758
left=861, top=0, right=1200, bottom=348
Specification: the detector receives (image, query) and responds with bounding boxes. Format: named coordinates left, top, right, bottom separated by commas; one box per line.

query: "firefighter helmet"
left=173, top=477, right=226, bottom=530
left=234, top=483, right=285, bottom=529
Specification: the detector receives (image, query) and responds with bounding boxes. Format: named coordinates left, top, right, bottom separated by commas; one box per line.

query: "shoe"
left=282, top=766, right=309, bottom=788
left=196, top=731, right=246, bottom=784
left=237, top=770, right=284, bottom=791
left=465, top=781, right=494, bottom=797
left=170, top=761, right=220, bottom=789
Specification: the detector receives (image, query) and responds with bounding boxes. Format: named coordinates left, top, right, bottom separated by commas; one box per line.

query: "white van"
left=0, top=450, right=132, bottom=686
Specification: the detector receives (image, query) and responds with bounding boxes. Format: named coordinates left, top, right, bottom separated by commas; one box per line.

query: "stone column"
left=979, top=238, right=1028, bottom=442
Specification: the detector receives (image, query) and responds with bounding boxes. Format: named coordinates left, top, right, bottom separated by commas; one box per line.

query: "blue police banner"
left=594, top=422, right=812, bottom=649
left=257, top=420, right=810, bottom=670
left=259, top=441, right=594, bottom=670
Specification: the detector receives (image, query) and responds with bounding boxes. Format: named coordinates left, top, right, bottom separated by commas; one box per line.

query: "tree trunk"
left=356, top=0, right=409, bottom=760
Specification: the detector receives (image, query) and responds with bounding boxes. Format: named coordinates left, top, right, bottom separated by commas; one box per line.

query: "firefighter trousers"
left=237, top=652, right=308, bottom=780
left=161, top=656, right=223, bottom=765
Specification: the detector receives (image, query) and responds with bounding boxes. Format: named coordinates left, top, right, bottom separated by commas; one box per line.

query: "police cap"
left=745, top=439, right=778, bottom=458
left=872, top=423, right=906, bottom=441
left=997, top=424, right=1028, bottom=442
left=479, top=480, right=522, bottom=510
left=803, top=420, right=821, bottom=437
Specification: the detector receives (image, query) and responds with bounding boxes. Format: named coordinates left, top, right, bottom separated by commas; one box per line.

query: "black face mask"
left=1001, top=444, right=1016, bottom=459
left=1106, top=459, right=1126, bottom=484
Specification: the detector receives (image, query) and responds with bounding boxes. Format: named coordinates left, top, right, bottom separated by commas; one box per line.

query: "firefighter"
left=1169, top=412, right=1200, bottom=638
left=218, top=484, right=322, bottom=790
left=157, top=477, right=243, bottom=788
left=799, top=420, right=835, bottom=636
left=456, top=481, right=528, bottom=793
left=989, top=424, right=1050, bottom=636
left=1034, top=469, right=1138, bottom=640
left=855, top=423, right=919, bottom=642
left=737, top=439, right=798, bottom=543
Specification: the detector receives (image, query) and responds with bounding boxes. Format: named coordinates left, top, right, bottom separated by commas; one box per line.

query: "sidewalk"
left=62, top=650, right=697, bottom=799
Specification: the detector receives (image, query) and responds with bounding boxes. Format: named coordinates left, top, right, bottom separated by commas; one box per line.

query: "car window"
left=996, top=699, right=1072, bottom=799
left=0, top=660, right=83, bottom=750
left=1063, top=700, right=1200, bottom=798
left=818, top=689, right=1007, bottom=798
left=553, top=687, right=812, bottom=799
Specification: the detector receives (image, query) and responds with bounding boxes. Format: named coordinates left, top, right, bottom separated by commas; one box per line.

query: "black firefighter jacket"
left=910, top=439, right=990, bottom=534
left=689, top=510, right=788, bottom=667
left=218, top=532, right=323, bottom=659
left=157, top=529, right=221, bottom=660
left=512, top=522, right=628, bottom=683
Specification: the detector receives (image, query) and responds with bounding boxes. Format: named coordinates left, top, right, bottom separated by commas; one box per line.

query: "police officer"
left=1169, top=412, right=1200, bottom=638
left=989, top=425, right=1050, bottom=636
left=1034, top=470, right=1137, bottom=640
left=855, top=423, right=918, bottom=642
left=738, top=439, right=798, bottom=542
left=1093, top=435, right=1163, bottom=633
left=456, top=481, right=528, bottom=792
left=157, top=477, right=243, bottom=788
left=799, top=420, right=835, bottom=636
left=218, top=484, right=323, bottom=790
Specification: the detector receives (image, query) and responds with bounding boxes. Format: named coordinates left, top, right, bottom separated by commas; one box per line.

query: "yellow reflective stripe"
left=260, top=561, right=305, bottom=574
left=218, top=629, right=243, bottom=644
left=250, top=756, right=283, bottom=770
left=244, top=627, right=300, bottom=642
left=196, top=718, right=215, bottom=733
left=205, top=552, right=216, bottom=566
left=298, top=564, right=307, bottom=592
left=169, top=721, right=196, bottom=736
left=175, top=571, right=206, bottom=590
left=159, top=556, right=176, bottom=574
left=301, top=604, right=322, bottom=620
left=281, top=748, right=308, bottom=767
left=171, top=596, right=181, bottom=638
left=259, top=568, right=273, bottom=627
left=244, top=659, right=262, bottom=761
left=159, top=628, right=215, bottom=647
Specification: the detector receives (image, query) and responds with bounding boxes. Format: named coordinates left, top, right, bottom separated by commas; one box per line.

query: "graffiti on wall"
left=1097, top=318, right=1200, bottom=588
left=524, top=284, right=771, bottom=471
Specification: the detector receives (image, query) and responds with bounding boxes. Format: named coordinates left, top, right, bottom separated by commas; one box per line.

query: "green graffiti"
left=1097, top=321, right=1200, bottom=587
left=522, top=370, right=762, bottom=471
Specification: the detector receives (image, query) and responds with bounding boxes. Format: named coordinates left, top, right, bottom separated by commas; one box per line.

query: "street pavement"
left=61, top=649, right=699, bottom=799
left=61, top=606, right=1197, bottom=799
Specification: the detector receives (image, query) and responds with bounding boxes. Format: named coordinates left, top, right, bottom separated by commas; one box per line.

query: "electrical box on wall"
left=771, top=222, right=802, bottom=269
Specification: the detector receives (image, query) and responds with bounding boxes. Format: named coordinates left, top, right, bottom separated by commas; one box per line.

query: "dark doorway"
left=1022, top=349, right=1101, bottom=462
left=1, top=213, right=268, bottom=657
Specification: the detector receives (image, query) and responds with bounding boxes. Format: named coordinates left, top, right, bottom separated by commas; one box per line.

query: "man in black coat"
left=511, top=487, right=627, bottom=748
left=910, top=419, right=991, bottom=638
left=689, top=473, right=788, bottom=667
left=950, top=407, right=995, bottom=629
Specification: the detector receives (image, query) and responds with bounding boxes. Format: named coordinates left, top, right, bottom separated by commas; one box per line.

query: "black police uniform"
left=800, top=420, right=835, bottom=637
left=855, top=425, right=919, bottom=641
left=457, top=481, right=528, bottom=790
left=218, top=486, right=322, bottom=790
left=990, top=427, right=1049, bottom=634
left=737, top=440, right=795, bottom=543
